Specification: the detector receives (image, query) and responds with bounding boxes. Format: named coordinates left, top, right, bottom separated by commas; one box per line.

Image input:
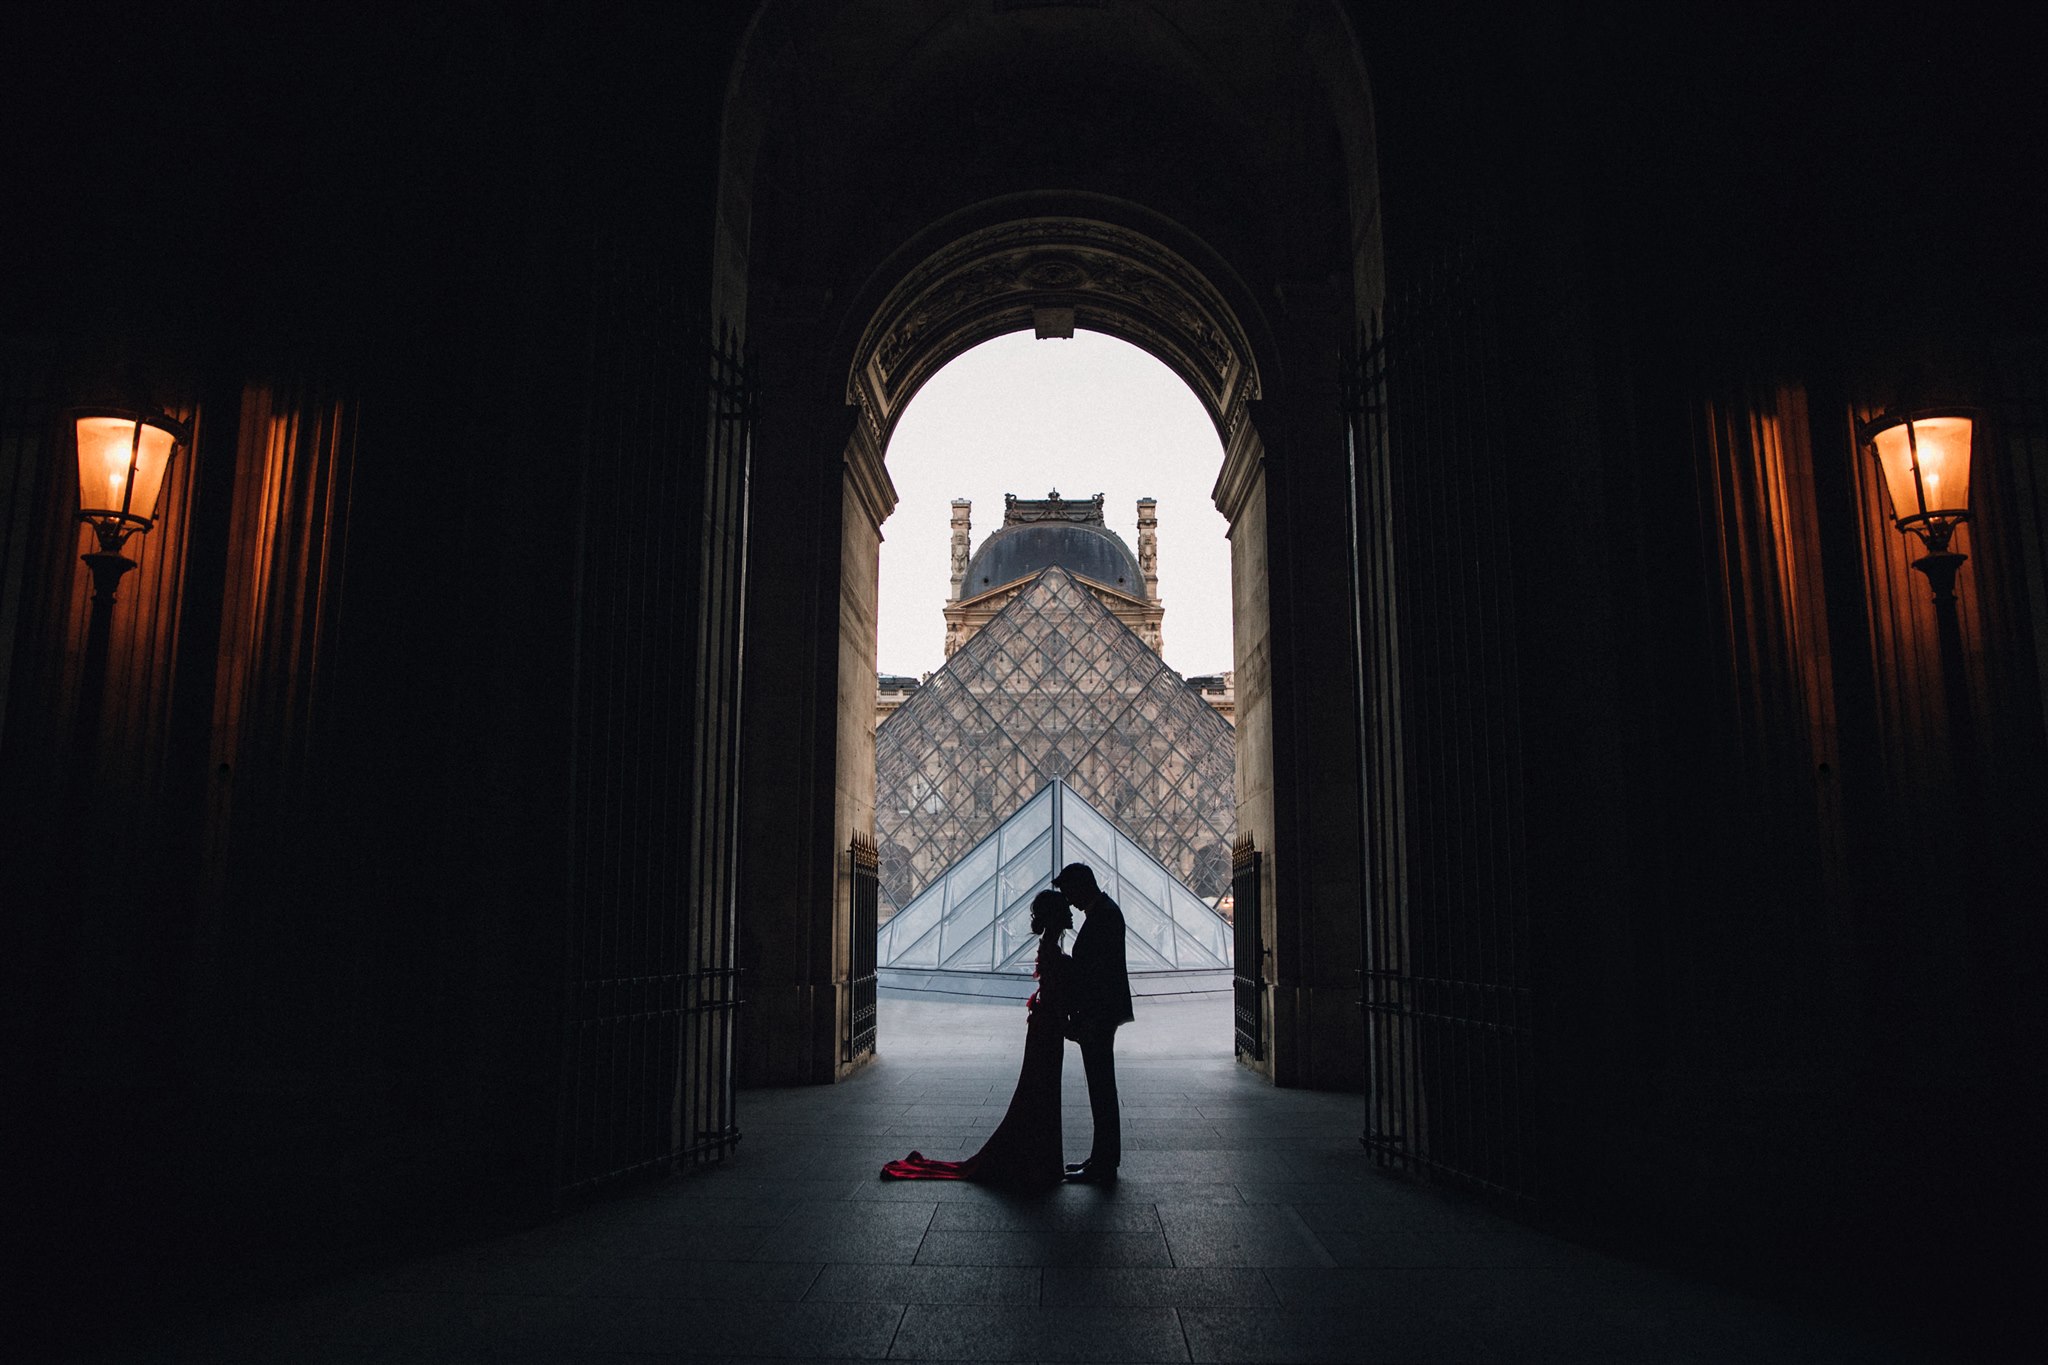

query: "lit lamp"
left=75, top=408, right=184, bottom=558
left=1861, top=407, right=1977, bottom=741
left=1866, top=409, right=1973, bottom=562
left=69, top=406, right=186, bottom=751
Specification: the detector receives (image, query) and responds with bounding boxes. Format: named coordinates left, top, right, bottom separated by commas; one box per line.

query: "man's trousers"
left=1077, top=1024, right=1121, bottom=1169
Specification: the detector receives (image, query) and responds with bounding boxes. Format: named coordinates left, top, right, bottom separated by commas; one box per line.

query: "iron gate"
left=557, top=245, right=751, bottom=1195
left=1232, top=837, right=1263, bottom=1060
left=1345, top=240, right=1536, bottom=1206
left=846, top=833, right=879, bottom=1062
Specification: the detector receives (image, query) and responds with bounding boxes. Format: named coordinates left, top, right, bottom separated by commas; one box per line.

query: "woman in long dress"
left=882, top=891, right=1073, bottom=1185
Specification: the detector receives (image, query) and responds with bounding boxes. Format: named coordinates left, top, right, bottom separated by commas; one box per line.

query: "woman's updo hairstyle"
left=1029, top=889, right=1072, bottom=937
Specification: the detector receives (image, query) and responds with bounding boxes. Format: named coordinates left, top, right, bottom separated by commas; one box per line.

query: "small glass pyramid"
left=877, top=778, right=1234, bottom=976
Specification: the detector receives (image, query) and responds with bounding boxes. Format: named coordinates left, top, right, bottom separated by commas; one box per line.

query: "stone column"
left=949, top=499, right=972, bottom=601
left=736, top=370, right=864, bottom=1088
left=1136, top=497, right=1159, bottom=601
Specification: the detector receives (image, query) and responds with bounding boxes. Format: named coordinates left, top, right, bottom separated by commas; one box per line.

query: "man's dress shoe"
left=1063, top=1165, right=1117, bottom=1184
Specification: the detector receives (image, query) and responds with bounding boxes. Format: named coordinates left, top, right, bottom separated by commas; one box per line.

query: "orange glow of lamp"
left=1860, top=407, right=1981, bottom=745
left=67, top=406, right=188, bottom=751
left=1864, top=409, right=1975, bottom=558
left=74, top=408, right=186, bottom=556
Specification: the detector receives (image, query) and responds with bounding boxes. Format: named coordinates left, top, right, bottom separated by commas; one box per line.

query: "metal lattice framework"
left=877, top=779, right=1234, bottom=977
left=875, top=566, right=1235, bottom=918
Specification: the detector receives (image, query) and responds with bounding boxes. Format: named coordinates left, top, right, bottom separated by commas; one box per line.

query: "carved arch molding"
left=848, top=218, right=1262, bottom=450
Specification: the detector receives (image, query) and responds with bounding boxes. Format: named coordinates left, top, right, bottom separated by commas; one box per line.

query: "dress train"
left=881, top=940, right=1068, bottom=1185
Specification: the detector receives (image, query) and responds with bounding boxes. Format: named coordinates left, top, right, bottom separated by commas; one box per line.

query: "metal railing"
left=1232, top=837, right=1263, bottom=1060
left=556, top=289, right=751, bottom=1195
left=846, top=833, right=879, bottom=1062
left=1346, top=245, right=1536, bottom=1206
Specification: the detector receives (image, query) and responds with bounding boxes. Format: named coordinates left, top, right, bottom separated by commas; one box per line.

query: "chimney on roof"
left=948, top=499, right=972, bottom=601
left=1136, top=497, right=1159, bottom=602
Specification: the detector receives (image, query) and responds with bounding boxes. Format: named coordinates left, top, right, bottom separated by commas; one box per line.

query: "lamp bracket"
left=80, top=551, right=138, bottom=604
left=1910, top=549, right=1966, bottom=605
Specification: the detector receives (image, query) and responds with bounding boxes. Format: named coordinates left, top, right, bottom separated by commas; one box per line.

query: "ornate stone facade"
left=881, top=492, right=1235, bottom=729
left=942, top=492, right=1164, bottom=656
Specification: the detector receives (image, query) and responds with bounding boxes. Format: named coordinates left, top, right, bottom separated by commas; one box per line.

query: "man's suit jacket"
left=1069, top=890, right=1135, bottom=1029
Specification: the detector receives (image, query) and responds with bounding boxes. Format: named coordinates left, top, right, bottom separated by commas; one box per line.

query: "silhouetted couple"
left=882, top=862, right=1133, bottom=1185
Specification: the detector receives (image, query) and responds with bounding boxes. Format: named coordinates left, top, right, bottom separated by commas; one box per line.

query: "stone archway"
left=846, top=217, right=1262, bottom=447
left=723, top=1, right=1380, bottom=1095
left=814, top=213, right=1278, bottom=1081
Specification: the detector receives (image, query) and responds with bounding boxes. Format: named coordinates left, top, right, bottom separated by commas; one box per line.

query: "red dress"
left=882, top=938, right=1069, bottom=1185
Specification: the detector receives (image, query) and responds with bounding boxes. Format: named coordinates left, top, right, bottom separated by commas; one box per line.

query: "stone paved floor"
left=87, top=993, right=1951, bottom=1362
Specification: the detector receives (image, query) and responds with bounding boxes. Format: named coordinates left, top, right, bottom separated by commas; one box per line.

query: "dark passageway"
left=81, top=995, right=1934, bottom=1363
left=5, top=4, right=2043, bottom=1361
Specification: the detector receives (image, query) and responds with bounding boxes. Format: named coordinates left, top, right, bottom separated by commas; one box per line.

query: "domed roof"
left=963, top=522, right=1143, bottom=597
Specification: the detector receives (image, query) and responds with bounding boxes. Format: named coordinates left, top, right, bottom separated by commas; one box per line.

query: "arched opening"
left=870, top=332, right=1238, bottom=1033
left=825, top=215, right=1271, bottom=1072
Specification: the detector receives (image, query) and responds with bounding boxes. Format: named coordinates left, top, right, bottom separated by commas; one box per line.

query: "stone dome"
left=963, top=522, right=1143, bottom=597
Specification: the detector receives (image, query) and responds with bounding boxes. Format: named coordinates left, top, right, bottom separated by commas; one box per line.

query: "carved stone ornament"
left=1004, top=491, right=1105, bottom=526
left=850, top=218, right=1260, bottom=446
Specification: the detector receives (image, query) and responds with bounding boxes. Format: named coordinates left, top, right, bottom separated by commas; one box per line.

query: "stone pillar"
left=736, top=372, right=864, bottom=1088
left=949, top=499, right=972, bottom=601
left=1221, top=381, right=1367, bottom=1093
left=1136, top=497, right=1159, bottom=601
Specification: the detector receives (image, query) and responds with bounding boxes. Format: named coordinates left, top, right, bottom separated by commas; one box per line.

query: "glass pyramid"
left=875, top=565, right=1236, bottom=919
left=876, top=779, right=1234, bottom=975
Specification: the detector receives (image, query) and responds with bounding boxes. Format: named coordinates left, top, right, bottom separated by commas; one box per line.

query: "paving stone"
left=1233, top=1180, right=1514, bottom=1232
left=930, top=1198, right=1163, bottom=1233
left=366, top=1249, right=607, bottom=1296
left=806, top=1262, right=1042, bottom=1305
left=605, top=1193, right=822, bottom=1229
left=747, top=1220, right=933, bottom=1264
left=848, top=1175, right=1005, bottom=1202
left=1103, top=1180, right=1246, bottom=1204
left=1313, top=1230, right=1598, bottom=1270
left=890, top=1303, right=1190, bottom=1361
left=1180, top=1305, right=1367, bottom=1363
left=588, top=1298, right=907, bottom=1356
left=660, top=1174, right=865, bottom=1203
left=577, top=1258, right=823, bottom=1301
left=1042, top=1265, right=1279, bottom=1307
left=636, top=1223, right=774, bottom=1261
left=915, top=1229, right=1176, bottom=1268
left=1157, top=1204, right=1335, bottom=1269
left=1125, top=1132, right=1257, bottom=1150
left=773, top=1197, right=942, bottom=1231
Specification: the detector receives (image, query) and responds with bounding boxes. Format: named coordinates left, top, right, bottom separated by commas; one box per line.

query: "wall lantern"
left=68, top=406, right=187, bottom=752
left=1860, top=406, right=1979, bottom=744
left=1864, top=409, right=1974, bottom=558
left=75, top=408, right=186, bottom=557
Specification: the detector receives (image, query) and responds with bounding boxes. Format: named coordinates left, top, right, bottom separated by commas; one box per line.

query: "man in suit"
left=1054, top=862, right=1132, bottom=1183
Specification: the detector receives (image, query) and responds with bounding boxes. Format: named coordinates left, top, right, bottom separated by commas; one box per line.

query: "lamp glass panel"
left=1873, top=416, right=1973, bottom=523
left=76, top=416, right=175, bottom=523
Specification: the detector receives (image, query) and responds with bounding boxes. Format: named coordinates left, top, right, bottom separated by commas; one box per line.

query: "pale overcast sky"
left=877, top=331, right=1232, bottom=680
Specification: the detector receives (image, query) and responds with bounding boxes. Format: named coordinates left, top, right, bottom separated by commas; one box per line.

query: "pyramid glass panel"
left=879, top=779, right=1236, bottom=978
left=1119, top=881, right=1179, bottom=965
left=1170, top=880, right=1232, bottom=967
left=939, top=882, right=997, bottom=964
left=878, top=888, right=944, bottom=968
left=994, top=896, right=1040, bottom=970
left=999, top=787, right=1053, bottom=862
left=941, top=920, right=999, bottom=971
